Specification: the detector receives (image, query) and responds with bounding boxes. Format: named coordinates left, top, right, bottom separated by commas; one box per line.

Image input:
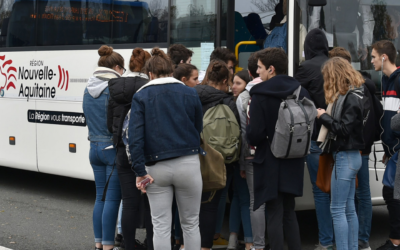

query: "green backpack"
left=202, top=104, right=241, bottom=164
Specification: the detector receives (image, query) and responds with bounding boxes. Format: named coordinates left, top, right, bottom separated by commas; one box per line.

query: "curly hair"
left=322, top=57, right=364, bottom=104
left=168, top=44, right=194, bottom=65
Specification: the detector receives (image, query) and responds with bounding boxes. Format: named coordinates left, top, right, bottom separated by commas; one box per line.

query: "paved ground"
left=0, top=166, right=391, bottom=250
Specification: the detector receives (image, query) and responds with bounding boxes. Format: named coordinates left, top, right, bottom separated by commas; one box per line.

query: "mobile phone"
left=140, top=177, right=151, bottom=188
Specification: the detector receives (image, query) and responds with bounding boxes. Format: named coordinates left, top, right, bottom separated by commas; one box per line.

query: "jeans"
left=331, top=150, right=362, bottom=250
left=383, top=186, right=400, bottom=239
left=307, top=141, right=334, bottom=246
left=265, top=192, right=301, bottom=250
left=215, top=166, right=234, bottom=234
left=117, top=148, right=153, bottom=250
left=355, top=155, right=372, bottom=245
left=246, top=164, right=267, bottom=249
left=90, top=142, right=122, bottom=246
left=146, top=155, right=202, bottom=250
left=229, top=166, right=253, bottom=243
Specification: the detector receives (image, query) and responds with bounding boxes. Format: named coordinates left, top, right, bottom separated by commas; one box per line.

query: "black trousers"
left=383, top=186, right=400, bottom=239
left=265, top=192, right=302, bottom=250
left=117, top=148, right=154, bottom=250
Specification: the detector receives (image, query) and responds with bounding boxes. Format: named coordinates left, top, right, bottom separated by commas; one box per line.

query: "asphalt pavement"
left=0, top=166, right=392, bottom=250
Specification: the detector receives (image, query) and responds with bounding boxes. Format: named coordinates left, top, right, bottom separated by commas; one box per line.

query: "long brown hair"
left=202, top=60, right=232, bottom=89
left=130, top=48, right=151, bottom=73
left=322, top=57, right=364, bottom=104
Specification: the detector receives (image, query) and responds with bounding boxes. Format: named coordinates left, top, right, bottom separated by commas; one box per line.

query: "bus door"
left=231, top=0, right=282, bottom=72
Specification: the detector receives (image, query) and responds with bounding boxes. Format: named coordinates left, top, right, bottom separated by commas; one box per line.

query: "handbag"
left=199, top=138, right=226, bottom=193
left=316, top=153, right=334, bottom=193
left=316, top=152, right=359, bottom=193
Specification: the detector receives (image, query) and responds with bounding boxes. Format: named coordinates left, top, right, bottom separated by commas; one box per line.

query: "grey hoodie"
left=236, top=77, right=263, bottom=170
left=86, top=67, right=121, bottom=98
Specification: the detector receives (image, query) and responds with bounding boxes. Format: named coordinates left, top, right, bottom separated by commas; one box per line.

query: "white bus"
left=0, top=0, right=396, bottom=209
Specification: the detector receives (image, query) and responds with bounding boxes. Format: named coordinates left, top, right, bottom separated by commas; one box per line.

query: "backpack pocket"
left=208, top=136, right=240, bottom=164
left=271, top=122, right=310, bottom=159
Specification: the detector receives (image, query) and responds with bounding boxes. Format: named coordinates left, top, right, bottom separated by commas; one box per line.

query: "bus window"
left=295, top=0, right=400, bottom=92
left=112, top=0, right=168, bottom=44
left=2, top=0, right=168, bottom=47
left=170, top=0, right=217, bottom=71
left=3, top=0, right=36, bottom=47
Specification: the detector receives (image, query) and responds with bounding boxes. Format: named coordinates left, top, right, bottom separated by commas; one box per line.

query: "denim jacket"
left=128, top=77, right=203, bottom=176
left=83, top=67, right=121, bottom=142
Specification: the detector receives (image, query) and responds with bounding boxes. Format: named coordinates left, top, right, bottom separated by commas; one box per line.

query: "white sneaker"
left=227, top=234, right=238, bottom=250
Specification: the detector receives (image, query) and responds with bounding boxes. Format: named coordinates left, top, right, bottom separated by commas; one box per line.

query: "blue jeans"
left=331, top=150, right=362, bottom=250
left=117, top=201, right=123, bottom=234
left=307, top=141, right=334, bottom=246
left=215, top=168, right=234, bottom=235
left=90, top=142, right=122, bottom=245
left=355, top=155, right=372, bottom=245
left=229, top=166, right=253, bottom=243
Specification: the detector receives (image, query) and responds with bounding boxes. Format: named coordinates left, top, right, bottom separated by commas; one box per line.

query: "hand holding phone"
left=136, top=175, right=154, bottom=193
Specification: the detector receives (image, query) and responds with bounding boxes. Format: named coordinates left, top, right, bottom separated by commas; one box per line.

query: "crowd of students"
left=82, top=29, right=400, bottom=250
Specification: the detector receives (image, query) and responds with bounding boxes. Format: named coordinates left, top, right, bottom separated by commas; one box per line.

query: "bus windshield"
left=295, top=0, right=400, bottom=90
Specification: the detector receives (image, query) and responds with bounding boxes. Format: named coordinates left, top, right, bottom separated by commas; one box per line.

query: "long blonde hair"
left=322, top=57, right=364, bottom=104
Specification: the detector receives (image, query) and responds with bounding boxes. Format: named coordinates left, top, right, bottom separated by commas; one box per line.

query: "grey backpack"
left=270, top=86, right=317, bottom=159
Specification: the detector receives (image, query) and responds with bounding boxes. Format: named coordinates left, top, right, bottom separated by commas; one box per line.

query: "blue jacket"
left=128, top=77, right=203, bottom=177
left=381, top=68, right=400, bottom=157
left=83, top=73, right=119, bottom=142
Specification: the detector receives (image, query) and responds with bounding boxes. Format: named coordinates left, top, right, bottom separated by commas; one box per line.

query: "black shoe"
left=377, top=240, right=400, bottom=250
left=115, top=234, right=124, bottom=247
left=173, top=244, right=182, bottom=250
left=135, top=239, right=147, bottom=250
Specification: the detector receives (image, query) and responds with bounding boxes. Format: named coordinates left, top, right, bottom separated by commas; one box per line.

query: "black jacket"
left=195, top=85, right=240, bottom=124
left=319, top=91, right=365, bottom=153
left=246, top=75, right=310, bottom=209
left=295, top=28, right=329, bottom=140
left=362, top=78, right=383, bottom=154
left=107, top=76, right=148, bottom=147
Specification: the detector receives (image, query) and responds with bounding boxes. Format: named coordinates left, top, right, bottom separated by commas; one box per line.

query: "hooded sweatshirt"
left=294, top=28, right=329, bottom=140
left=236, top=77, right=263, bottom=170
left=381, top=68, right=400, bottom=157
left=86, top=67, right=121, bottom=98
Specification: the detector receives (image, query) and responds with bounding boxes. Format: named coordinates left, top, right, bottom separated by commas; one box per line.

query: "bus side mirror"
left=308, top=0, right=327, bottom=6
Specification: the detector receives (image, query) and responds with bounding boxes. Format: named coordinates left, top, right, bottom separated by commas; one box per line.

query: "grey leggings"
left=246, top=164, right=267, bottom=249
left=146, top=154, right=202, bottom=250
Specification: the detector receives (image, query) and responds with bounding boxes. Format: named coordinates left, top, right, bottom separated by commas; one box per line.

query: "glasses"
left=119, top=65, right=126, bottom=74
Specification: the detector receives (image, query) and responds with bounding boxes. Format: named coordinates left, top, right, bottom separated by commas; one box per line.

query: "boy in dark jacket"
left=371, top=40, right=400, bottom=250
left=247, top=47, right=309, bottom=250
left=294, top=28, right=333, bottom=250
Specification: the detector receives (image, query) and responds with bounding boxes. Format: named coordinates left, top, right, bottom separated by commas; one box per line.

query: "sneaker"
left=314, top=243, right=334, bottom=250
left=213, top=237, right=229, bottom=248
left=173, top=244, right=181, bottom=250
left=227, top=234, right=238, bottom=250
left=134, top=239, right=147, bottom=250
left=359, top=240, right=371, bottom=250
left=115, top=234, right=123, bottom=247
left=377, top=240, right=400, bottom=250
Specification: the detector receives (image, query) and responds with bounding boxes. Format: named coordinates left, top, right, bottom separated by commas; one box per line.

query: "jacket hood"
left=246, top=77, right=263, bottom=91
left=388, top=68, right=400, bottom=81
left=195, top=85, right=231, bottom=105
left=87, top=67, right=121, bottom=98
left=304, top=28, right=329, bottom=60
left=250, top=75, right=301, bottom=99
left=124, top=72, right=149, bottom=79
left=108, top=76, right=149, bottom=104
left=137, top=77, right=185, bottom=93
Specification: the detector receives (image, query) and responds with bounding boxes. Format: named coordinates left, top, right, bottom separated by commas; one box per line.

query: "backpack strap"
left=395, top=74, right=400, bottom=98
